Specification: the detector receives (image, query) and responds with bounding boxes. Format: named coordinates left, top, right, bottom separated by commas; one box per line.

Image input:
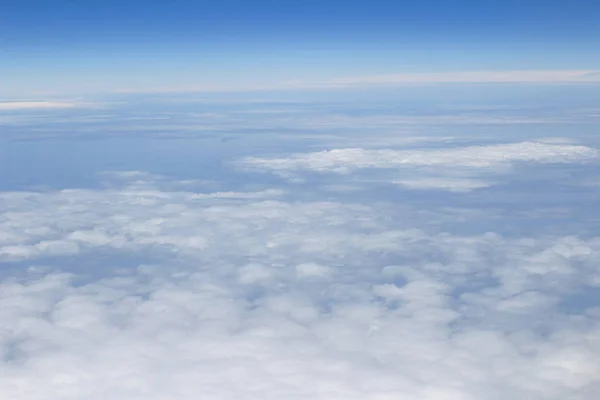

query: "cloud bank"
left=240, top=141, right=599, bottom=191
left=1, top=180, right=600, bottom=399
left=242, top=142, right=598, bottom=172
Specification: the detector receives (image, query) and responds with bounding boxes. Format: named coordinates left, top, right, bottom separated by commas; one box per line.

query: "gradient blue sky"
left=2, top=0, right=600, bottom=96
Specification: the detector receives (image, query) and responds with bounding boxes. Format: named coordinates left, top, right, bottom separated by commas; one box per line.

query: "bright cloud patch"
left=240, top=141, right=599, bottom=191
left=393, top=177, right=492, bottom=192
left=1, top=182, right=600, bottom=399
left=242, top=142, right=598, bottom=172
left=0, top=101, right=83, bottom=110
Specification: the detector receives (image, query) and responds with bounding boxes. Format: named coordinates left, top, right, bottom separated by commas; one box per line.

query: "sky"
left=2, top=0, right=600, bottom=95
left=2, top=2, right=600, bottom=400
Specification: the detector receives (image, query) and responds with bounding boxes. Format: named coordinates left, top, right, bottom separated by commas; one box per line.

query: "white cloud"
left=242, top=142, right=598, bottom=173
left=239, top=141, right=598, bottom=191
left=298, top=70, right=600, bottom=88
left=393, top=177, right=492, bottom=192
left=110, top=70, right=600, bottom=94
left=1, top=181, right=600, bottom=399
left=0, top=101, right=84, bottom=110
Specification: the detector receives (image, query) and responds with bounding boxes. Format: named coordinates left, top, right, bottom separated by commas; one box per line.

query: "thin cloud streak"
left=112, top=70, right=600, bottom=94
left=0, top=101, right=87, bottom=110
left=307, top=70, right=600, bottom=88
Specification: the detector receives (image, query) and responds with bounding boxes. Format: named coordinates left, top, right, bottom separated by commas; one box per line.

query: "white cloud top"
left=393, top=177, right=492, bottom=192
left=0, top=102, right=82, bottom=110
left=242, top=142, right=599, bottom=173
left=1, top=182, right=600, bottom=399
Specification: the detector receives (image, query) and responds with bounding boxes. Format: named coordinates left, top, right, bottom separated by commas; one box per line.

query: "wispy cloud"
left=299, top=70, right=600, bottom=88
left=0, top=101, right=89, bottom=111
left=393, top=177, right=492, bottom=192
left=241, top=141, right=598, bottom=172
left=111, top=70, right=600, bottom=94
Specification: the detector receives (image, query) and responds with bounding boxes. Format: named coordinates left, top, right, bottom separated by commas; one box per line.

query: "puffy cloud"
left=242, top=142, right=598, bottom=172
left=239, top=141, right=599, bottom=191
left=1, top=181, right=600, bottom=399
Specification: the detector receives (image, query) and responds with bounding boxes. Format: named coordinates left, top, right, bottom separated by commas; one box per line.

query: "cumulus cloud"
left=242, top=142, right=598, bottom=172
left=239, top=141, right=599, bottom=191
left=1, top=180, right=600, bottom=399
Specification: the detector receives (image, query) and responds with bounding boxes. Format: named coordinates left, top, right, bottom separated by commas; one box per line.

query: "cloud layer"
left=239, top=141, right=599, bottom=191
left=1, top=180, right=600, bottom=399
left=308, top=70, right=600, bottom=88
left=242, top=142, right=598, bottom=172
left=110, top=70, right=600, bottom=94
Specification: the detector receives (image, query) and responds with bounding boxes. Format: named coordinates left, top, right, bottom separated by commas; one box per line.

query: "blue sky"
left=2, top=0, right=600, bottom=96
